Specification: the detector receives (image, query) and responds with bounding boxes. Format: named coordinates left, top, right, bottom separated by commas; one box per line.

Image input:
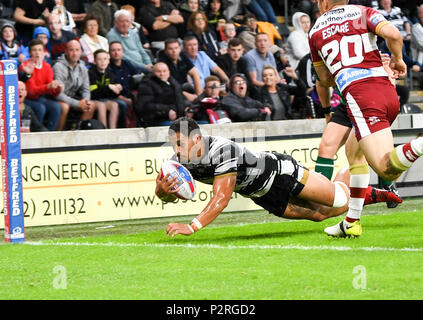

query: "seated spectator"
left=13, top=0, right=56, bottom=45
left=179, top=0, right=201, bottom=34
left=18, top=81, right=48, bottom=133
left=219, top=22, right=237, bottom=51
left=215, top=38, right=251, bottom=86
left=121, top=4, right=151, bottom=51
left=106, top=9, right=153, bottom=74
left=88, top=49, right=120, bottom=129
left=0, top=22, right=29, bottom=64
left=190, top=75, right=224, bottom=123
left=134, top=62, right=186, bottom=127
left=186, top=11, right=221, bottom=59
left=238, top=13, right=282, bottom=53
left=108, top=41, right=142, bottom=127
left=377, top=0, right=411, bottom=47
left=53, top=40, right=97, bottom=130
left=137, top=0, right=184, bottom=51
left=33, top=27, right=52, bottom=64
left=183, top=35, right=229, bottom=87
left=158, top=38, right=203, bottom=102
left=285, top=12, right=311, bottom=70
left=89, top=0, right=119, bottom=37
left=205, top=0, right=227, bottom=30
left=47, top=13, right=78, bottom=63
left=19, top=39, right=63, bottom=131
left=246, top=0, right=278, bottom=25
left=220, top=73, right=271, bottom=122
left=80, top=14, right=109, bottom=64
left=52, top=0, right=76, bottom=33
left=254, top=65, right=307, bottom=120
left=244, top=33, right=280, bottom=88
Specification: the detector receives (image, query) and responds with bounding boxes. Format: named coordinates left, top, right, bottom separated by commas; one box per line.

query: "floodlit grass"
left=1, top=199, right=423, bottom=300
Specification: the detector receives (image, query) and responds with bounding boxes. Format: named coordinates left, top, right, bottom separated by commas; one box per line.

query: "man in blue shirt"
left=244, top=32, right=280, bottom=88
left=183, top=35, right=229, bottom=88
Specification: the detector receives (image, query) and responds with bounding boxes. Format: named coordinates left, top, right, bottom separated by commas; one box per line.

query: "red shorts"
left=343, top=77, right=400, bottom=141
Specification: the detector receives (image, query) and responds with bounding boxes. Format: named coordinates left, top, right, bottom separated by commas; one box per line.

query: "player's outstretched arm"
left=166, top=173, right=237, bottom=237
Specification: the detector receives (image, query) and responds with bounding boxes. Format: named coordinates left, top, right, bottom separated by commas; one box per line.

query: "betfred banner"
left=0, top=60, right=24, bottom=242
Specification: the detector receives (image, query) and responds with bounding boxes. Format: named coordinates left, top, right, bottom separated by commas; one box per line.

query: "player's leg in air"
left=281, top=166, right=401, bottom=227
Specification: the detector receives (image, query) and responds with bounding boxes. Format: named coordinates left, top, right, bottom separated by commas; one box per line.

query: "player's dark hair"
left=168, top=117, right=202, bottom=138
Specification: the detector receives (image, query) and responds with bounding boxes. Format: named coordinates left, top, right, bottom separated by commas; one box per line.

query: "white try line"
left=22, top=241, right=423, bottom=253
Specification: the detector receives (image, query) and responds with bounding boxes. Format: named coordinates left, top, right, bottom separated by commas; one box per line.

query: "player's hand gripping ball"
left=160, top=160, right=196, bottom=200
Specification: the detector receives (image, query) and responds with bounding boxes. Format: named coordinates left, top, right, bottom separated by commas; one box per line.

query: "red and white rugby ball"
left=160, top=160, right=196, bottom=200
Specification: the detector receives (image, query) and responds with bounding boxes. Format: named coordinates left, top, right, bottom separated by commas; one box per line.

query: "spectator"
left=18, top=81, right=48, bottom=133
left=238, top=13, right=282, bottom=53
left=0, top=22, right=29, bottom=64
left=47, top=13, right=77, bottom=63
left=221, top=22, right=237, bottom=43
left=108, top=41, right=141, bottom=127
left=136, top=0, right=184, bottom=51
left=19, top=39, right=63, bottom=131
left=89, top=0, right=119, bottom=37
left=284, top=12, right=311, bottom=70
left=220, top=73, right=271, bottom=122
left=411, top=5, right=423, bottom=65
left=53, top=40, right=97, bottom=130
left=52, top=0, right=76, bottom=33
left=205, top=0, right=227, bottom=30
left=186, top=11, right=221, bottom=59
left=80, top=14, right=109, bottom=64
left=179, top=0, right=200, bottom=33
left=134, top=62, right=186, bottom=127
left=215, top=38, right=251, bottom=85
left=88, top=49, right=120, bottom=129
left=13, top=0, right=56, bottom=45
left=183, top=35, right=229, bottom=87
left=121, top=4, right=151, bottom=51
left=158, top=38, right=203, bottom=102
left=106, top=9, right=153, bottom=73
left=254, top=65, right=307, bottom=120
left=377, top=0, right=411, bottom=45
left=244, top=32, right=279, bottom=88
left=246, top=0, right=278, bottom=25
left=190, top=75, right=224, bottom=123
left=33, top=26, right=52, bottom=63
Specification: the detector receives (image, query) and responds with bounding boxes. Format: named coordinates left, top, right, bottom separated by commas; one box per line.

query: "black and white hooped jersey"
left=171, top=135, right=304, bottom=198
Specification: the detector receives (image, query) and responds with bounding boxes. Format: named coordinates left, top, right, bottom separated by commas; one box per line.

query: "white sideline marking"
left=23, top=241, right=423, bottom=252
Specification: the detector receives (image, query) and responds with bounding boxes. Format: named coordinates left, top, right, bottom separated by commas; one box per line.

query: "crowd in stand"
left=1, top=0, right=423, bottom=131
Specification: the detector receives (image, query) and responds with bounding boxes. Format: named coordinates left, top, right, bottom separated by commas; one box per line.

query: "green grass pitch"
left=1, top=199, right=423, bottom=300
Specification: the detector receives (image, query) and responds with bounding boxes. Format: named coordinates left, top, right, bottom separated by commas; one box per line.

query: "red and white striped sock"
left=346, top=163, right=370, bottom=222
left=390, top=137, right=423, bottom=171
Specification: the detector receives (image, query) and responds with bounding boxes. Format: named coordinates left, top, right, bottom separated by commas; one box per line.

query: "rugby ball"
left=160, top=160, right=196, bottom=200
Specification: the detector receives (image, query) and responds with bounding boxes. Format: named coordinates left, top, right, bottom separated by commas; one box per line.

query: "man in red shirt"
left=309, top=0, right=423, bottom=237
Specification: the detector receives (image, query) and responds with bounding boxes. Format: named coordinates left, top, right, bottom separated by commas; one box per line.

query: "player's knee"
left=332, top=181, right=349, bottom=208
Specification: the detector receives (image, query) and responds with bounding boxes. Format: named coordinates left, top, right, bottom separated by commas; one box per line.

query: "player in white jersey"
left=155, top=117, right=400, bottom=237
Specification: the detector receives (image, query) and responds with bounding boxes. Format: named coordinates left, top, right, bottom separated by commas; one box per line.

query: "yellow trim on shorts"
left=349, top=163, right=370, bottom=175
left=300, top=168, right=310, bottom=185
left=389, top=149, right=409, bottom=171
left=375, top=21, right=390, bottom=35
